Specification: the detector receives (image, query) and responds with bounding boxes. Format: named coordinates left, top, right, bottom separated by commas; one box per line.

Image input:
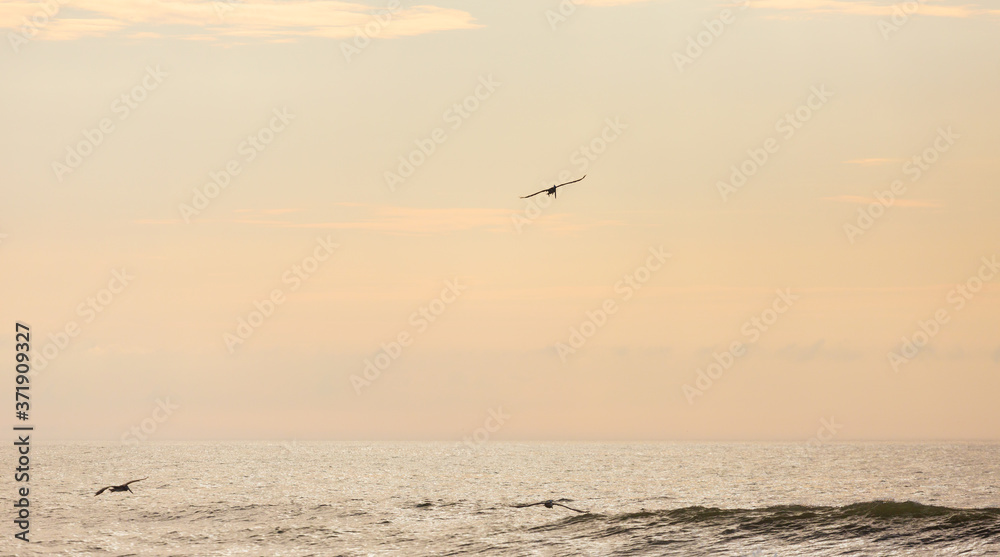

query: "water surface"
left=4, top=442, right=998, bottom=555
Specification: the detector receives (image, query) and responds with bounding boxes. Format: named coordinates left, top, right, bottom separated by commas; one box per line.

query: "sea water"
left=2, top=442, right=998, bottom=556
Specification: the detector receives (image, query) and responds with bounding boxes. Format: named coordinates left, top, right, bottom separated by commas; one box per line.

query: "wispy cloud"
left=137, top=206, right=511, bottom=234
left=577, top=0, right=659, bottom=5
left=822, top=195, right=943, bottom=208
left=248, top=205, right=515, bottom=234
left=0, top=0, right=481, bottom=42
left=233, top=208, right=302, bottom=215
left=135, top=204, right=624, bottom=235
left=776, top=339, right=863, bottom=362
left=843, top=158, right=905, bottom=166
left=751, top=0, right=992, bottom=18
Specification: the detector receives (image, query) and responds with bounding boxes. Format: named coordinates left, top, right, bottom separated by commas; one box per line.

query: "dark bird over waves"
left=95, top=478, right=147, bottom=496
left=512, top=499, right=587, bottom=513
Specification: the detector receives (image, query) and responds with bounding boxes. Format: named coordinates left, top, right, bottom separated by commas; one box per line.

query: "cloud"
left=537, top=216, right=625, bottom=233
left=256, top=205, right=515, bottom=234
left=135, top=204, right=623, bottom=235
left=822, top=195, right=943, bottom=208
left=233, top=208, right=302, bottom=215
left=843, top=158, right=905, bottom=166
left=0, top=0, right=481, bottom=42
left=750, top=0, right=992, bottom=18
left=576, top=0, right=660, bottom=5
left=136, top=206, right=509, bottom=234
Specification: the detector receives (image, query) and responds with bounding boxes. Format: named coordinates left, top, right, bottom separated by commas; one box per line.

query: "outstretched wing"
left=552, top=502, right=587, bottom=513
left=95, top=486, right=112, bottom=496
left=520, top=188, right=549, bottom=199
left=521, top=174, right=587, bottom=199
left=511, top=501, right=546, bottom=508
left=519, top=175, right=586, bottom=198
left=553, top=175, right=586, bottom=189
left=123, top=477, right=148, bottom=486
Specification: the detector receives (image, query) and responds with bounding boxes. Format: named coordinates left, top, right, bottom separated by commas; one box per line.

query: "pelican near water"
left=512, top=499, right=587, bottom=513
left=95, top=478, right=147, bottom=496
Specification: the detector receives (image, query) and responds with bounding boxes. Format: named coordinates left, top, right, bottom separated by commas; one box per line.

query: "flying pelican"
left=520, top=175, right=586, bottom=200
left=95, top=478, right=147, bottom=496
left=512, top=499, right=587, bottom=513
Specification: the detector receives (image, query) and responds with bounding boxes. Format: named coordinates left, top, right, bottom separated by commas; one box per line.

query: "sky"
left=1, top=0, right=998, bottom=443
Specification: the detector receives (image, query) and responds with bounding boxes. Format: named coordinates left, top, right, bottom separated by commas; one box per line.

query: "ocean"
left=3, top=442, right=999, bottom=556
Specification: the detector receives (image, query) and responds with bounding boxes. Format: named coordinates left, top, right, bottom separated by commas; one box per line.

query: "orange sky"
left=1, top=0, right=998, bottom=442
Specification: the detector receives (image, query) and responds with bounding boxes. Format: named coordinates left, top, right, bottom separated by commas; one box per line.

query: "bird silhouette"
left=95, top=478, right=147, bottom=496
left=520, top=175, right=586, bottom=200
left=512, top=499, right=587, bottom=513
